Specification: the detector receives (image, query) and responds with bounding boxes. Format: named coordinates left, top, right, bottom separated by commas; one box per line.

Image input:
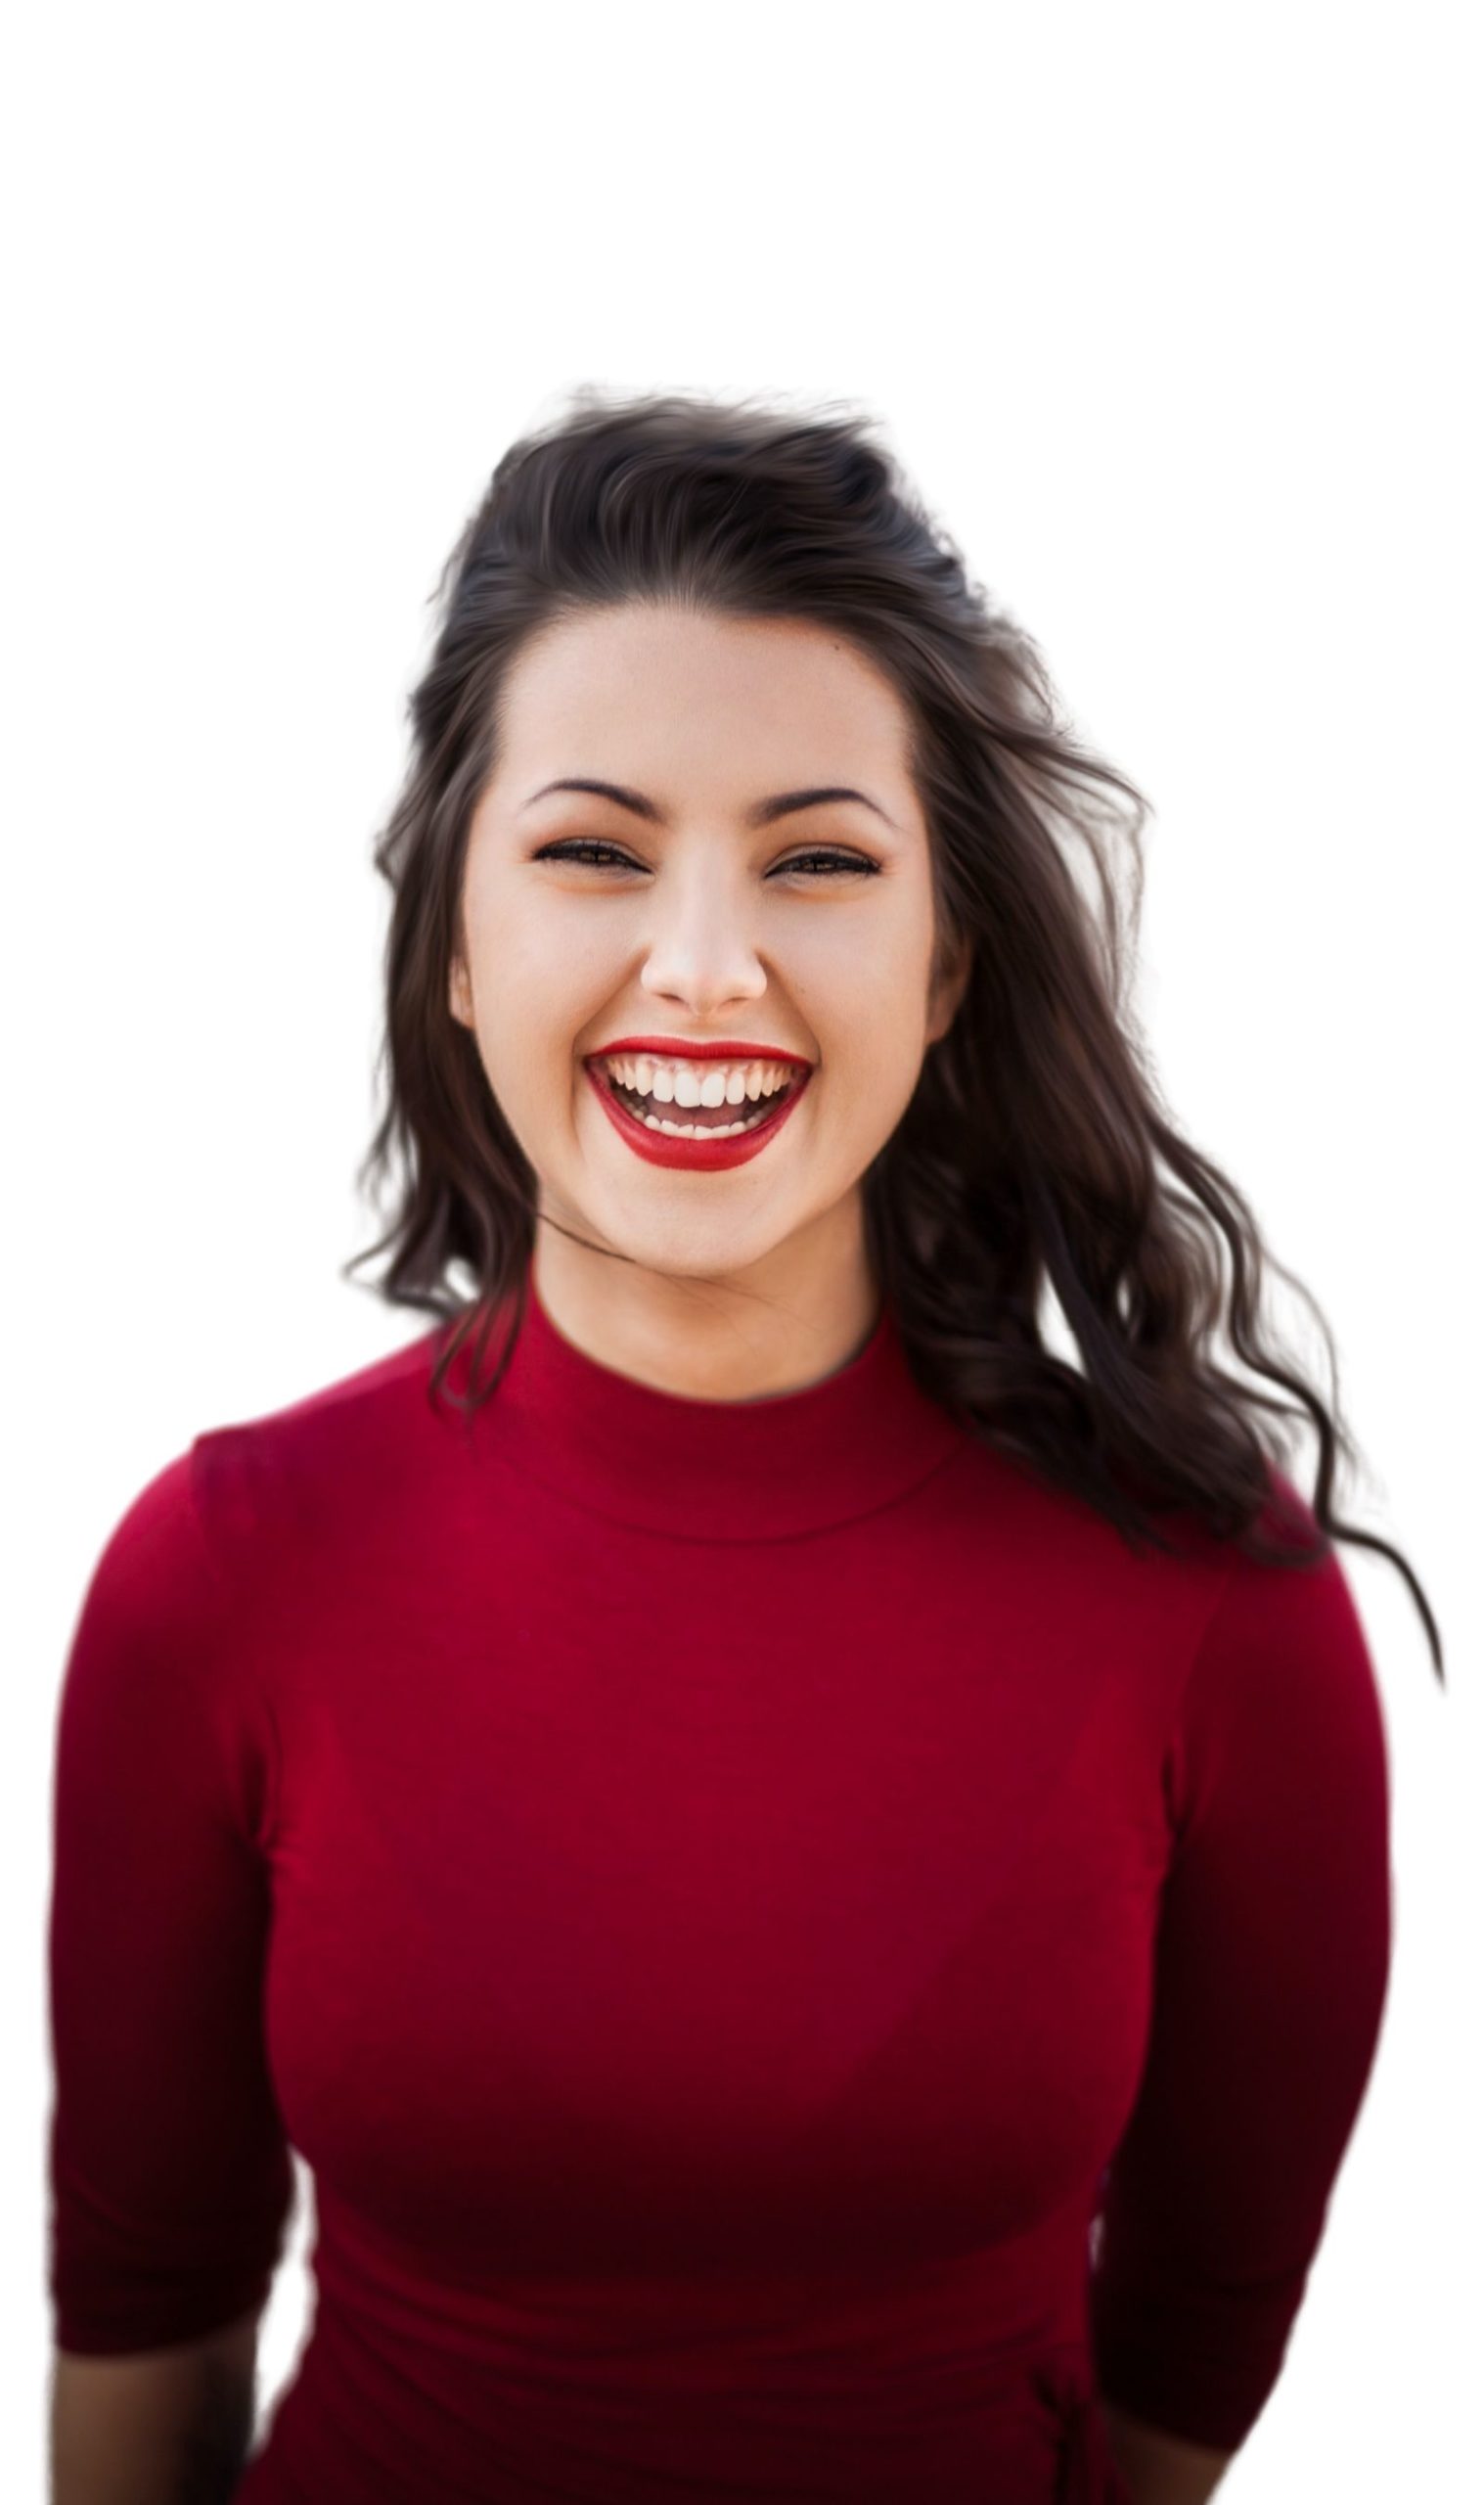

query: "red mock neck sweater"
left=46, top=1266, right=1392, bottom=2502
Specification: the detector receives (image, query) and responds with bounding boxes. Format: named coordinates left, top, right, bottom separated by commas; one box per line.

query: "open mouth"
left=602, top=1068, right=800, bottom=1139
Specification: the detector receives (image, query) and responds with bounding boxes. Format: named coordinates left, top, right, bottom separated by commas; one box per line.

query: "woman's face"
left=450, top=603, right=969, bottom=1293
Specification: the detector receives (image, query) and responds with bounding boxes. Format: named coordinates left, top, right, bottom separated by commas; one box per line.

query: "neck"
left=445, top=1242, right=967, bottom=1544
left=529, top=1210, right=881, bottom=1405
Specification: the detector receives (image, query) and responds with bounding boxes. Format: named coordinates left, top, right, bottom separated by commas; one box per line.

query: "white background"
left=6, top=3, right=1477, bottom=2495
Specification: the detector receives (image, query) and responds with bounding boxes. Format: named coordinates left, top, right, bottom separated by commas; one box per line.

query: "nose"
left=637, top=868, right=770, bottom=1020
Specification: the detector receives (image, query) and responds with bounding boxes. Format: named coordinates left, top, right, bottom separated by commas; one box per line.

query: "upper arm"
left=46, top=1448, right=295, bottom=2358
left=1089, top=1512, right=1392, bottom=2452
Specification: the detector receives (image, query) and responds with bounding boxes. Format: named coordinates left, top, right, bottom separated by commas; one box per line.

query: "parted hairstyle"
left=343, top=385, right=1443, bottom=1685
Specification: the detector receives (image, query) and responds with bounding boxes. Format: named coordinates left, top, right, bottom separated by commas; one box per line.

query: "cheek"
left=838, top=1021, right=933, bottom=1149
left=510, top=914, right=623, bottom=1032
left=474, top=993, right=616, bottom=1152
left=471, top=912, right=595, bottom=1052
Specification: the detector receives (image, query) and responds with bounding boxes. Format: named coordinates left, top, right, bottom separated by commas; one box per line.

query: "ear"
left=449, top=958, right=473, bottom=1027
left=925, top=927, right=972, bottom=1047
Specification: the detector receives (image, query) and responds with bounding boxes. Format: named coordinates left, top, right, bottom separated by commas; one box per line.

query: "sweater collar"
left=451, top=1261, right=967, bottom=1542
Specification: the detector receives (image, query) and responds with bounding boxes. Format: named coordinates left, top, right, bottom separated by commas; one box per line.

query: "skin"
left=1102, top=2402, right=1235, bottom=2502
left=50, top=2306, right=260, bottom=2502
left=449, top=602, right=970, bottom=1402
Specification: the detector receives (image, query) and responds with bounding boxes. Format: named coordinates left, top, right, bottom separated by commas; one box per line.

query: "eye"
left=530, top=840, right=879, bottom=880
left=531, top=840, right=637, bottom=871
left=772, top=849, right=879, bottom=881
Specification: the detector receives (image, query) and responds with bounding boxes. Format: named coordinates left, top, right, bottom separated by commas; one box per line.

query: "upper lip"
left=587, top=1034, right=814, bottom=1068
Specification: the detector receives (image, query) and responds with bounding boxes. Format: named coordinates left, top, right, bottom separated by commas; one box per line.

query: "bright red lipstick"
left=583, top=1055, right=812, bottom=1171
left=588, top=1035, right=813, bottom=1067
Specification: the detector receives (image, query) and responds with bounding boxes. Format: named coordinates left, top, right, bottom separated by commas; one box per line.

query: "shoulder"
left=60, top=1325, right=457, bottom=1765
left=196, top=1319, right=452, bottom=1454
left=68, top=1442, right=222, bottom=1648
left=71, top=1322, right=457, bottom=1642
left=186, top=1319, right=457, bottom=1559
left=59, top=1443, right=264, bottom=1794
left=1165, top=1465, right=1390, bottom=1850
left=1185, top=1465, right=1377, bottom=1708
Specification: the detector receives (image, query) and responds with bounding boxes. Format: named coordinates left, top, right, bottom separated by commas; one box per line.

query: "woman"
left=47, top=389, right=1442, bottom=2505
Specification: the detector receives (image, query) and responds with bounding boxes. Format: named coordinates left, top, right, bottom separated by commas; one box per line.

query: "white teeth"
left=638, top=1110, right=770, bottom=1138
left=597, top=1052, right=799, bottom=1108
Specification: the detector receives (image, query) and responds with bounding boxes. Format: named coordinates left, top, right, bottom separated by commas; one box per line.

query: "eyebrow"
left=519, top=777, right=896, bottom=831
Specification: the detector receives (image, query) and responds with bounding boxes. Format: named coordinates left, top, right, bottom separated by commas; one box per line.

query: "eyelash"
left=531, top=840, right=880, bottom=881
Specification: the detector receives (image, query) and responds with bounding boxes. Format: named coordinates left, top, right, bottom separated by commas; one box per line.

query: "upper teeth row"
left=598, top=1054, right=796, bottom=1108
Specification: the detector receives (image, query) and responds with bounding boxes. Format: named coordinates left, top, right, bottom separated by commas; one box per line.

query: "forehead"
left=491, top=606, right=916, bottom=785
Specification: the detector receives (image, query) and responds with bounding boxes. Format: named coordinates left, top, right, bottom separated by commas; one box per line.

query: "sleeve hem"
left=1095, top=2363, right=1265, bottom=2455
left=54, top=2267, right=278, bottom=2360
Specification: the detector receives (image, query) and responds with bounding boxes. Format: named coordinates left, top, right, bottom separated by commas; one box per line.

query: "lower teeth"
left=612, top=1083, right=787, bottom=1138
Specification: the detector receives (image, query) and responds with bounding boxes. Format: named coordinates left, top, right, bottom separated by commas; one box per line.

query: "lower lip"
left=583, top=1062, right=812, bottom=1169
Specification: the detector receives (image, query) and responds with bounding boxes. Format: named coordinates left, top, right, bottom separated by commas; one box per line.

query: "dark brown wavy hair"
left=343, top=385, right=1443, bottom=1686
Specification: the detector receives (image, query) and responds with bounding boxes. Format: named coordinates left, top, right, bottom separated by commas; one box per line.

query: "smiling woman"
left=338, top=391, right=1430, bottom=1691
left=440, top=596, right=969, bottom=1322
left=46, top=387, right=1440, bottom=2505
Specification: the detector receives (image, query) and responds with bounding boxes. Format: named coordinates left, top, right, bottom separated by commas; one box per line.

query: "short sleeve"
left=1088, top=1509, right=1393, bottom=2449
left=46, top=1444, right=295, bottom=2354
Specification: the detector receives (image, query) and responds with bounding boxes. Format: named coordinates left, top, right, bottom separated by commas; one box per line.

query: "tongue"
left=660, top=1095, right=754, bottom=1127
